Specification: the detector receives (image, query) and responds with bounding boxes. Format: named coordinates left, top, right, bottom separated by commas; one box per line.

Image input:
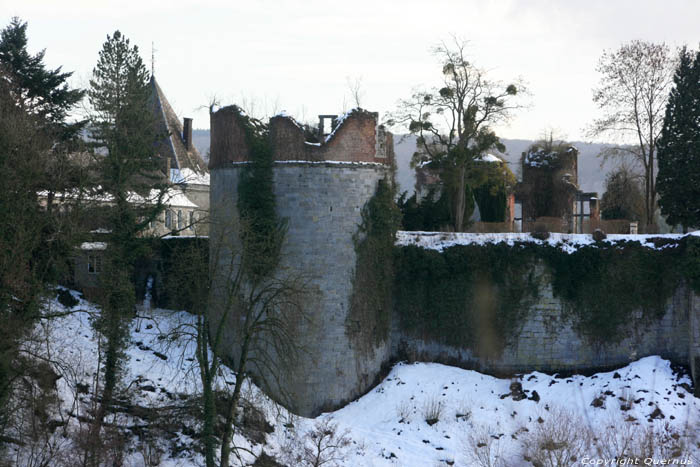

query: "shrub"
left=395, top=401, right=413, bottom=424
left=531, top=223, right=550, bottom=240
left=422, top=397, right=444, bottom=426
left=56, top=288, right=78, bottom=308
left=521, top=407, right=592, bottom=466
left=464, top=426, right=508, bottom=467
left=592, top=229, right=607, bottom=242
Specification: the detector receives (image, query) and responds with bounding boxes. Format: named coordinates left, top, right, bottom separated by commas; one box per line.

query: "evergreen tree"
left=657, top=47, right=700, bottom=231
left=0, top=17, right=84, bottom=136
left=88, top=30, right=166, bottom=252
left=0, top=19, right=87, bottom=435
left=84, top=30, right=165, bottom=464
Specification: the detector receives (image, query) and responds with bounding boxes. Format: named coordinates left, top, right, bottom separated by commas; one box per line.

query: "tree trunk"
left=198, top=313, right=218, bottom=467
left=219, top=337, right=249, bottom=467
left=219, top=374, right=245, bottom=467
left=649, top=146, right=656, bottom=228
left=202, top=376, right=217, bottom=467
left=85, top=312, right=121, bottom=467
left=454, top=164, right=467, bottom=232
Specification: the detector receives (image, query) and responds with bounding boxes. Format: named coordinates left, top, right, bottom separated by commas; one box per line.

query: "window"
left=189, top=211, right=194, bottom=228
left=87, top=255, right=102, bottom=274
left=165, top=210, right=172, bottom=228
left=177, top=210, right=183, bottom=230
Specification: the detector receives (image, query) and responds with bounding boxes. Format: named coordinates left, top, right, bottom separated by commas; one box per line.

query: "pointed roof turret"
left=150, top=76, right=208, bottom=177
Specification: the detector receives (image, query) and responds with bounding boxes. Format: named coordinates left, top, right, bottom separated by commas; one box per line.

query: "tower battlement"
left=209, top=107, right=394, bottom=168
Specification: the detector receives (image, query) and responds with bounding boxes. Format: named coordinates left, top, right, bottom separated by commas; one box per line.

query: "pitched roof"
left=150, top=76, right=208, bottom=175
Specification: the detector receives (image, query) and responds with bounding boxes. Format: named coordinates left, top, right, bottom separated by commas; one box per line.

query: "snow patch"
left=396, top=230, right=691, bottom=253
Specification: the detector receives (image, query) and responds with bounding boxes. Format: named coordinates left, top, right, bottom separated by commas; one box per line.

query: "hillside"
left=6, top=288, right=698, bottom=466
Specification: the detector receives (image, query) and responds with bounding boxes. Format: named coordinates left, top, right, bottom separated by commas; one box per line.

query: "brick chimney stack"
left=183, top=117, right=193, bottom=151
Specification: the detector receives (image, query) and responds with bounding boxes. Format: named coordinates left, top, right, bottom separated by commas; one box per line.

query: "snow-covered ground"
left=7, top=288, right=699, bottom=466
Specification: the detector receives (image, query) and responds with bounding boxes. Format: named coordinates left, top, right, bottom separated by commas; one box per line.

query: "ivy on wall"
left=394, top=243, right=539, bottom=357
left=394, top=235, right=699, bottom=352
left=232, top=106, right=286, bottom=280
left=542, top=239, right=688, bottom=342
left=346, top=178, right=402, bottom=351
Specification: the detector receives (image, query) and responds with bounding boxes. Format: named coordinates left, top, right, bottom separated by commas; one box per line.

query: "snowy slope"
left=327, top=359, right=699, bottom=466
left=9, top=289, right=699, bottom=466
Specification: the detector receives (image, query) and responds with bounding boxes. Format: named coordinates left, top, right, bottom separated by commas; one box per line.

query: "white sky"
left=4, top=0, right=699, bottom=140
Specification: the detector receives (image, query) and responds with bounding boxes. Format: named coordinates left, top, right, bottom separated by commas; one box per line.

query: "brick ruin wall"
left=209, top=107, right=392, bottom=168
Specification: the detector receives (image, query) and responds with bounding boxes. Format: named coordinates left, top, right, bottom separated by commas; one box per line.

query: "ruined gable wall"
left=208, top=107, right=250, bottom=168
left=269, top=111, right=389, bottom=163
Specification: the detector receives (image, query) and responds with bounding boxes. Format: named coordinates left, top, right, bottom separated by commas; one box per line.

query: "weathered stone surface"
left=210, top=163, right=392, bottom=416
left=393, top=263, right=694, bottom=375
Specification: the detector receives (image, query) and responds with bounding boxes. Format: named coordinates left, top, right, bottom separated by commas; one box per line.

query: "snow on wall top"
left=228, top=160, right=387, bottom=167
left=396, top=230, right=696, bottom=254
left=476, top=153, right=503, bottom=163
left=523, top=146, right=577, bottom=168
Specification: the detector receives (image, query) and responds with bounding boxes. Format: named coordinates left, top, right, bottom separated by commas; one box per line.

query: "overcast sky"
left=4, top=0, right=699, bottom=140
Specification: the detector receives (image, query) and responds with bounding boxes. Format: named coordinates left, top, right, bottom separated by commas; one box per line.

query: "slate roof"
left=150, top=76, right=208, bottom=175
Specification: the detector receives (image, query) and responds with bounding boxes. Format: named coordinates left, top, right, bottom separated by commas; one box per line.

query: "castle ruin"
left=209, top=107, right=395, bottom=416
left=208, top=107, right=700, bottom=416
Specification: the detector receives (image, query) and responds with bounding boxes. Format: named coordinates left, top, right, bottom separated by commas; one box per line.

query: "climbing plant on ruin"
left=394, top=242, right=539, bottom=357
left=347, top=178, right=402, bottom=350
left=393, top=235, right=698, bottom=351
left=233, top=106, right=286, bottom=280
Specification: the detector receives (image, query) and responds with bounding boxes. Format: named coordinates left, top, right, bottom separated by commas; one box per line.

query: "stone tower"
left=209, top=107, right=395, bottom=416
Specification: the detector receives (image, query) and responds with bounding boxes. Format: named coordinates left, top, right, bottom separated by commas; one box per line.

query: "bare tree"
left=346, top=76, right=364, bottom=108
left=166, top=219, right=308, bottom=467
left=389, top=37, right=525, bottom=231
left=589, top=40, right=676, bottom=230
left=281, top=419, right=352, bottom=467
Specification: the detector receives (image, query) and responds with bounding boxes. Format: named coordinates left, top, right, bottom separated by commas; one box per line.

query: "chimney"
left=183, top=117, right=193, bottom=151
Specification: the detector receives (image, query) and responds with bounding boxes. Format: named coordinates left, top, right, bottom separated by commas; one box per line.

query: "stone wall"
left=393, top=261, right=693, bottom=375
left=690, top=291, right=700, bottom=395
left=210, top=163, right=392, bottom=416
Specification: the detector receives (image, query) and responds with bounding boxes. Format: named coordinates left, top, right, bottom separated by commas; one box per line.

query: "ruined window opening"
left=177, top=210, right=183, bottom=230
left=87, top=255, right=102, bottom=274
left=514, top=202, right=523, bottom=232
left=165, top=210, right=172, bottom=228
left=318, top=114, right=338, bottom=138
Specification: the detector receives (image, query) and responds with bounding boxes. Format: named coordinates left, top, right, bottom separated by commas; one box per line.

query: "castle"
left=209, top=107, right=395, bottom=416
left=209, top=106, right=700, bottom=417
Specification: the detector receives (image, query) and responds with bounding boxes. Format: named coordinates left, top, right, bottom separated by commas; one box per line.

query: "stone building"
left=69, top=77, right=210, bottom=294
left=209, top=107, right=394, bottom=416
left=150, top=76, right=210, bottom=235
left=515, top=145, right=599, bottom=233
